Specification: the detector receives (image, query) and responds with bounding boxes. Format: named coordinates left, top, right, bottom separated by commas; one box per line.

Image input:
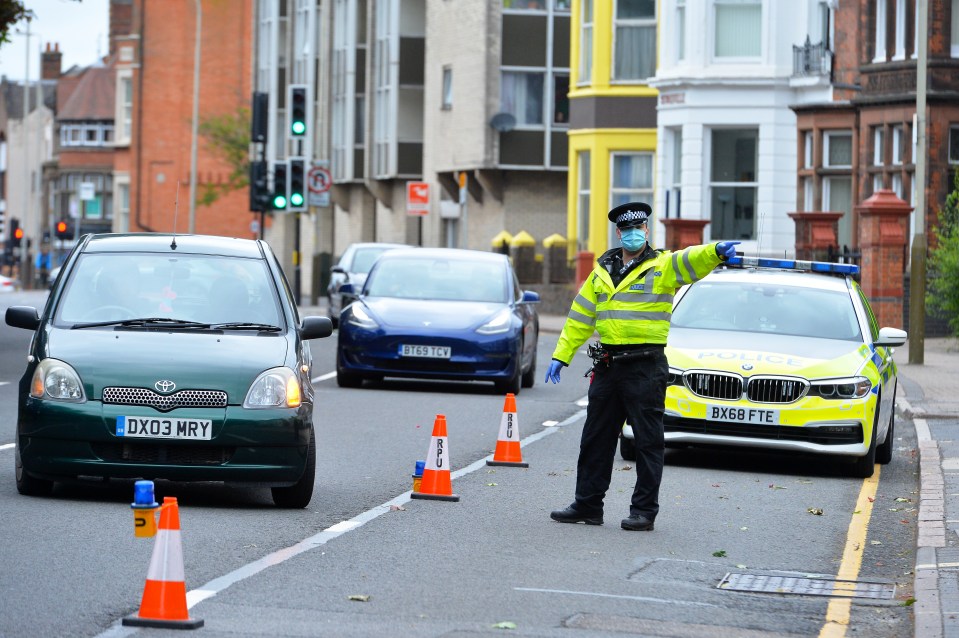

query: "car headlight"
left=810, top=376, right=872, bottom=399
left=346, top=304, right=379, bottom=330
left=476, top=308, right=512, bottom=335
left=244, top=367, right=301, bottom=408
left=667, top=366, right=684, bottom=386
left=31, top=358, right=86, bottom=402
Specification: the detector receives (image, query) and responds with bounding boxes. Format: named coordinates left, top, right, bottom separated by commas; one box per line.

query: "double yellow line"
left=819, top=467, right=882, bottom=637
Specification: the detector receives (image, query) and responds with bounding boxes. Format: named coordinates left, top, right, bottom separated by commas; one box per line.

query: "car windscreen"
left=351, top=247, right=395, bottom=274
left=365, top=257, right=508, bottom=303
left=55, top=253, right=283, bottom=327
left=671, top=280, right=863, bottom=341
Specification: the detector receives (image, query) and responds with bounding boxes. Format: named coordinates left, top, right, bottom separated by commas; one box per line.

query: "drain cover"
left=717, top=572, right=896, bottom=600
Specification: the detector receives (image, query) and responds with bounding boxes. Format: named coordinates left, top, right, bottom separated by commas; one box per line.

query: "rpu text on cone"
left=411, top=414, right=460, bottom=502
left=488, top=393, right=528, bottom=467
left=123, top=496, right=204, bottom=629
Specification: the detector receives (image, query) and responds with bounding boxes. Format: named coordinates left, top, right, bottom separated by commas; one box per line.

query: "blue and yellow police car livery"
left=622, top=256, right=907, bottom=479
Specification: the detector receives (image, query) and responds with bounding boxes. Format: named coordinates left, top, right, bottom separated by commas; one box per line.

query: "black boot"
left=621, top=514, right=654, bottom=531
left=550, top=506, right=603, bottom=525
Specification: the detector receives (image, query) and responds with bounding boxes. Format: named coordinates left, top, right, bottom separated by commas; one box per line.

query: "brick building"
left=792, top=0, right=959, bottom=331
left=115, top=0, right=255, bottom=238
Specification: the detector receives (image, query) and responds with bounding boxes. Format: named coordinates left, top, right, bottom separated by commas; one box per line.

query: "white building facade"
left=651, top=0, right=836, bottom=256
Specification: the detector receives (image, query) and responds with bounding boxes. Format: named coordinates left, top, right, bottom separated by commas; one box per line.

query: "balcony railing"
left=792, top=37, right=832, bottom=78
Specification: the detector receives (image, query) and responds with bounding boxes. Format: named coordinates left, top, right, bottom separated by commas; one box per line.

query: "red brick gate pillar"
left=661, top=219, right=710, bottom=251
left=856, top=190, right=912, bottom=329
left=787, top=212, right=844, bottom=261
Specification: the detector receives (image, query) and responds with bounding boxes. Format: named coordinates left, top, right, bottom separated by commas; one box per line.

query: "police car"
left=619, top=256, right=907, bottom=478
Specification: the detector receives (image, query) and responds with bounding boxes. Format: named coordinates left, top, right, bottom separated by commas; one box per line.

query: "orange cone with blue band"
left=123, top=497, right=204, bottom=629
left=487, top=393, right=528, bottom=467
left=411, top=414, right=460, bottom=501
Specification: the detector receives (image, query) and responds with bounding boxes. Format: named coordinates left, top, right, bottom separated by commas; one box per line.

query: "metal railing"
left=793, top=37, right=832, bottom=77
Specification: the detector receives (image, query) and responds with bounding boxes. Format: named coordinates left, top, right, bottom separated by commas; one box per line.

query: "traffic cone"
left=411, top=414, right=460, bottom=502
left=487, top=393, right=528, bottom=467
left=123, top=497, right=204, bottom=629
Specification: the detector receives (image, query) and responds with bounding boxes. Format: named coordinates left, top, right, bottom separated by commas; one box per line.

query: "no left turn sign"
left=308, top=166, right=332, bottom=194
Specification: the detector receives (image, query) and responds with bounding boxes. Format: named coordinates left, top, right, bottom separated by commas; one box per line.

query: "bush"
left=926, top=171, right=959, bottom=339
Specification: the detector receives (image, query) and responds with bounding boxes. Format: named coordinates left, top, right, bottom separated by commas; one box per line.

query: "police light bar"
left=727, top=256, right=860, bottom=275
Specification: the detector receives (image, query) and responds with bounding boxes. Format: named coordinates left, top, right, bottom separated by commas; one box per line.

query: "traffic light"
left=289, top=85, right=307, bottom=138
left=272, top=161, right=288, bottom=211
left=251, top=91, right=268, bottom=144
left=55, top=220, right=71, bottom=240
left=10, top=218, right=21, bottom=247
left=249, top=160, right=271, bottom=212
left=288, top=158, right=306, bottom=210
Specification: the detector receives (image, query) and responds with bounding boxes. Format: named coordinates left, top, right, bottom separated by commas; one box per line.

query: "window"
left=667, top=128, right=682, bottom=218
left=891, top=124, right=904, bottom=165
left=953, top=0, right=959, bottom=56
left=578, top=0, right=593, bottom=84
left=676, top=0, right=686, bottom=61
left=553, top=74, right=569, bottom=124
left=115, top=178, right=130, bottom=233
left=950, top=125, right=959, bottom=163
left=823, top=131, right=852, bottom=168
left=893, top=0, right=906, bottom=60
left=441, top=66, right=452, bottom=110
left=576, top=151, right=590, bottom=251
left=553, top=0, right=571, bottom=10
left=714, top=0, right=761, bottom=58
left=873, top=126, right=884, bottom=166
left=609, top=153, right=653, bottom=247
left=710, top=128, right=757, bottom=240
left=823, top=176, right=853, bottom=246
left=613, top=0, right=656, bottom=81
left=873, top=173, right=883, bottom=194
left=117, top=73, right=133, bottom=144
left=874, top=0, right=887, bottom=61
left=503, top=0, right=548, bottom=10
left=802, top=177, right=814, bottom=211
left=892, top=172, right=903, bottom=199
left=803, top=131, right=813, bottom=169
left=501, top=71, right=544, bottom=126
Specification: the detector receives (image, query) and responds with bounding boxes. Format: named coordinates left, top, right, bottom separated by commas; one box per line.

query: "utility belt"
left=585, top=341, right=665, bottom=377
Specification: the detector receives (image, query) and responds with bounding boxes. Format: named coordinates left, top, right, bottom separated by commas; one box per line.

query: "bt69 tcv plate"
left=116, top=416, right=213, bottom=440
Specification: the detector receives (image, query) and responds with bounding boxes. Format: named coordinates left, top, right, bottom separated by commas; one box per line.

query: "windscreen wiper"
left=211, top=322, right=283, bottom=332
left=72, top=317, right=212, bottom=330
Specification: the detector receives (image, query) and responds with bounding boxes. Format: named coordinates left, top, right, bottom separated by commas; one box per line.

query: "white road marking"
left=0, top=443, right=13, bottom=451
left=94, top=394, right=588, bottom=638
left=311, top=371, right=336, bottom=383
left=0, top=381, right=10, bottom=386
left=514, top=587, right=719, bottom=607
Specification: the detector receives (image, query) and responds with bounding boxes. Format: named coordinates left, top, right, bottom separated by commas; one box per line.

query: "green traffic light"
left=273, top=195, right=287, bottom=209
left=290, top=193, right=304, bottom=206
left=291, top=121, right=306, bottom=135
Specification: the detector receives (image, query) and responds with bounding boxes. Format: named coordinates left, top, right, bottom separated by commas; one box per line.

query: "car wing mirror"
left=332, top=266, right=346, bottom=275
left=339, top=283, right=355, bottom=295
left=520, top=290, right=540, bottom=303
left=875, top=326, right=907, bottom=348
left=6, top=306, right=40, bottom=331
left=300, top=316, right=333, bottom=340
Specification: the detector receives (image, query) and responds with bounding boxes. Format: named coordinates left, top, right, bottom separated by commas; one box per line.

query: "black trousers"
left=573, top=350, right=668, bottom=520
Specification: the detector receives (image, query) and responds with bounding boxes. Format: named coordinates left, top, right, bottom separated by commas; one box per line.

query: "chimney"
left=41, top=42, right=61, bottom=80
left=109, top=0, right=135, bottom=58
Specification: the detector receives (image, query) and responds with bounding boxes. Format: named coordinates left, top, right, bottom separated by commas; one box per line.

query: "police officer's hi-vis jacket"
left=551, top=244, right=723, bottom=365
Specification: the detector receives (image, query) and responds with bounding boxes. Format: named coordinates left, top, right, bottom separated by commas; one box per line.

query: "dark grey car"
left=326, top=242, right=408, bottom=326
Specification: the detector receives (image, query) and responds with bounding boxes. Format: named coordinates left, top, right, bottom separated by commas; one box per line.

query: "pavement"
left=302, top=299, right=959, bottom=636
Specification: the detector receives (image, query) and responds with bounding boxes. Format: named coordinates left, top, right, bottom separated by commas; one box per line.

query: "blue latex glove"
left=716, top=241, right=741, bottom=261
left=545, top=359, right=564, bottom=384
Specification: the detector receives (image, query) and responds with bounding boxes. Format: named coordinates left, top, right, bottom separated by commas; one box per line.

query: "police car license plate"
left=399, top=344, right=451, bottom=358
left=706, top=405, right=780, bottom=425
left=116, top=416, right=213, bottom=440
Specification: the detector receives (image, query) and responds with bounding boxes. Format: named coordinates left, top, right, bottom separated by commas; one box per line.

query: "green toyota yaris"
left=5, top=233, right=333, bottom=507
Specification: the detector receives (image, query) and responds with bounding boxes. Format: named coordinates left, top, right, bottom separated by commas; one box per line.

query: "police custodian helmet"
left=608, top=202, right=652, bottom=228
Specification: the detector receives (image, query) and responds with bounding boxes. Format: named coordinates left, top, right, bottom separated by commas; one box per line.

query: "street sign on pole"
left=79, top=182, right=95, bottom=201
left=406, top=181, right=430, bottom=216
left=308, top=163, right=332, bottom=207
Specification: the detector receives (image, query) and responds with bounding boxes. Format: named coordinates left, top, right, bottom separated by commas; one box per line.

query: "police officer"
left=544, top=202, right=739, bottom=531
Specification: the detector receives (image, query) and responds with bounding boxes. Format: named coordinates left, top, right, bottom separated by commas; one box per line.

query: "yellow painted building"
left=566, top=0, right=659, bottom=257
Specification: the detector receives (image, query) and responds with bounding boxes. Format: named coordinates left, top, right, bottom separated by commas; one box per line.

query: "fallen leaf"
left=619, top=465, right=632, bottom=471
left=895, top=497, right=911, bottom=503
left=736, top=564, right=747, bottom=569
left=903, top=597, right=916, bottom=607
left=807, top=508, right=824, bottom=515
left=854, top=510, right=862, bottom=514
left=901, top=519, right=910, bottom=524
left=389, top=505, right=405, bottom=511
left=867, top=497, right=875, bottom=502
left=487, top=483, right=498, bottom=486
left=797, top=479, right=813, bottom=484
left=889, top=507, right=902, bottom=512
left=492, top=621, right=517, bottom=630
left=711, top=484, right=721, bottom=487
left=348, top=595, right=371, bottom=602
left=740, top=526, right=748, bottom=531
left=870, top=540, right=882, bottom=545
left=769, top=484, right=787, bottom=490
left=713, top=550, right=727, bottom=557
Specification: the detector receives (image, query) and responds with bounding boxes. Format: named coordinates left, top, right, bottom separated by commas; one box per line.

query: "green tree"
left=926, top=170, right=959, bottom=338
left=0, top=1, right=32, bottom=46
left=197, top=108, right=250, bottom=207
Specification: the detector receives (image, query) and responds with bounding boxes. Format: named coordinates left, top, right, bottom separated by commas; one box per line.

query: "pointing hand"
left=716, top=241, right=741, bottom=260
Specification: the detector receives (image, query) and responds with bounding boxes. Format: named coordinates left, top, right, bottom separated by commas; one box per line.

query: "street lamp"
left=188, top=0, right=202, bottom=234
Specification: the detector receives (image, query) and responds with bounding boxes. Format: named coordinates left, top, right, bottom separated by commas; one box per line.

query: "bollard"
left=490, top=230, right=513, bottom=255
left=131, top=480, right=159, bottom=538
left=510, top=231, right=538, bottom=284
left=543, top=234, right=570, bottom=283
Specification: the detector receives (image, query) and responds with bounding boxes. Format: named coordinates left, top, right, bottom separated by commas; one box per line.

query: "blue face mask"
left=620, top=227, right=647, bottom=252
